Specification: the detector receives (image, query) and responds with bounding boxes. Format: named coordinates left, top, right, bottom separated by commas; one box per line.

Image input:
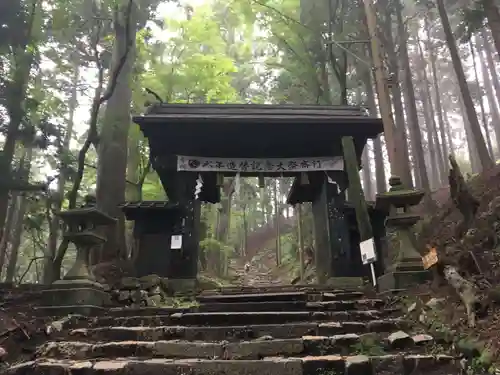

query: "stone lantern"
left=375, top=176, right=430, bottom=292
left=39, top=195, right=116, bottom=315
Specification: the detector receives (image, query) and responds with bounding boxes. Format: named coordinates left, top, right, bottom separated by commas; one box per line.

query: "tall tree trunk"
left=373, top=138, right=386, bottom=193
left=274, top=179, right=281, bottom=266
left=44, top=62, right=79, bottom=284
left=356, top=75, right=374, bottom=199
left=396, top=0, right=433, bottom=199
left=381, top=3, right=413, bottom=187
left=435, top=0, right=494, bottom=170
left=443, top=106, right=455, bottom=159
left=361, top=147, right=373, bottom=200
left=96, top=1, right=137, bottom=262
left=481, top=28, right=500, bottom=107
left=417, top=35, right=448, bottom=185
left=5, top=146, right=33, bottom=283
left=459, top=96, right=481, bottom=173
left=416, top=85, right=440, bottom=189
left=470, top=40, right=495, bottom=157
left=426, top=16, right=450, bottom=173
left=476, top=34, right=500, bottom=153
left=362, top=69, right=386, bottom=193
left=416, top=40, right=446, bottom=186
left=5, top=195, right=27, bottom=283
left=242, top=205, right=248, bottom=257
left=296, top=204, right=304, bottom=280
left=0, top=199, right=18, bottom=276
left=482, top=0, right=500, bottom=60
left=0, top=0, right=38, bottom=245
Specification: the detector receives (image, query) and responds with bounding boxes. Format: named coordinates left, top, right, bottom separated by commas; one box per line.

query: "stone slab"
left=321, top=291, right=365, bottom=301
left=40, top=285, right=109, bottom=307
left=107, top=307, right=193, bottom=317
left=6, top=355, right=460, bottom=375
left=51, top=279, right=104, bottom=290
left=377, top=270, right=431, bottom=292
left=197, top=301, right=307, bottom=312
left=69, top=318, right=406, bottom=344
left=69, top=323, right=319, bottom=342
left=86, top=309, right=383, bottom=328
left=196, top=291, right=308, bottom=303
left=35, top=305, right=106, bottom=317
left=39, top=339, right=307, bottom=360
left=306, top=299, right=384, bottom=311
left=198, top=285, right=347, bottom=295
left=324, top=277, right=364, bottom=289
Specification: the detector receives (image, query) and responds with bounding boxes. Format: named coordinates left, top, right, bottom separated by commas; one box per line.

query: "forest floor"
left=0, top=286, right=51, bottom=370
left=411, top=164, right=500, bottom=369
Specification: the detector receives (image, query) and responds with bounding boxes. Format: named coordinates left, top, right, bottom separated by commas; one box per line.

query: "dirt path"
left=231, top=250, right=284, bottom=287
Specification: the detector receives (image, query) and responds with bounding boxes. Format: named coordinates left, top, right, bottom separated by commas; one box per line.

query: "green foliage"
left=0, top=0, right=490, bottom=286
left=199, top=238, right=233, bottom=256
left=139, top=6, right=240, bottom=104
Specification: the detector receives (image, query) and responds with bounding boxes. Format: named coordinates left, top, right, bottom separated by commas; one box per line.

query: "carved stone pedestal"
left=375, top=177, right=431, bottom=293
left=38, top=201, right=115, bottom=316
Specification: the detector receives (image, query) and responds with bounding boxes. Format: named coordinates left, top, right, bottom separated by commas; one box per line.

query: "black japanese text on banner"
left=177, top=156, right=344, bottom=172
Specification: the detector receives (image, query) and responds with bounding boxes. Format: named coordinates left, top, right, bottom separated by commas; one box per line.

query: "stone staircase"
left=6, top=285, right=461, bottom=375
left=232, top=255, right=283, bottom=288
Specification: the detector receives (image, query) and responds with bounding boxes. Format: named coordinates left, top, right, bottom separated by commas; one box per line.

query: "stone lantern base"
left=376, top=225, right=431, bottom=294
left=377, top=267, right=431, bottom=294
left=37, top=279, right=110, bottom=316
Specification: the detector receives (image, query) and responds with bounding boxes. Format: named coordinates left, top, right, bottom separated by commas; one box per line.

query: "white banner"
left=177, top=155, right=344, bottom=173
left=360, top=238, right=377, bottom=265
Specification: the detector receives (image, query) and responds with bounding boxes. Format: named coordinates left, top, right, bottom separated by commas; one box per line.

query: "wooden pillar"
left=326, top=179, right=352, bottom=277
left=311, top=172, right=352, bottom=282
left=174, top=172, right=201, bottom=281
left=312, top=174, right=331, bottom=283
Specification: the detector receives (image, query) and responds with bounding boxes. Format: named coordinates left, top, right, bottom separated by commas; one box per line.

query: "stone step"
left=307, top=299, right=385, bottom=311
left=199, top=284, right=346, bottom=295
left=193, top=299, right=384, bottom=313
left=107, top=307, right=193, bottom=317
left=7, top=355, right=460, bottom=375
left=196, top=291, right=308, bottom=303
left=89, top=310, right=384, bottom=327
left=38, top=333, right=436, bottom=361
left=321, top=291, right=365, bottom=301
left=68, top=319, right=408, bottom=342
left=197, top=301, right=307, bottom=312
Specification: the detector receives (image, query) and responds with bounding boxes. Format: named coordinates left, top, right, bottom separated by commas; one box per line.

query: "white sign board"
left=360, top=238, right=377, bottom=265
left=177, top=155, right=344, bottom=173
left=170, top=235, right=183, bottom=250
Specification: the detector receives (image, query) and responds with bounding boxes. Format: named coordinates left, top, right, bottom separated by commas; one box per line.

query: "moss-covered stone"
left=197, top=275, right=224, bottom=291
left=139, top=274, right=161, bottom=289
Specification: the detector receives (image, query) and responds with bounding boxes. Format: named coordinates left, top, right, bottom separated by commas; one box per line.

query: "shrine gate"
left=128, top=104, right=385, bottom=287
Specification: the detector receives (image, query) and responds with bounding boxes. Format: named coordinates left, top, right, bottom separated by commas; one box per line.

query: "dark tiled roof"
left=135, top=104, right=377, bottom=124
left=132, top=103, right=383, bottom=160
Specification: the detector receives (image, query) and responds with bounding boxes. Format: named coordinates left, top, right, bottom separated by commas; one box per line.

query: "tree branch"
left=18, top=256, right=48, bottom=284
